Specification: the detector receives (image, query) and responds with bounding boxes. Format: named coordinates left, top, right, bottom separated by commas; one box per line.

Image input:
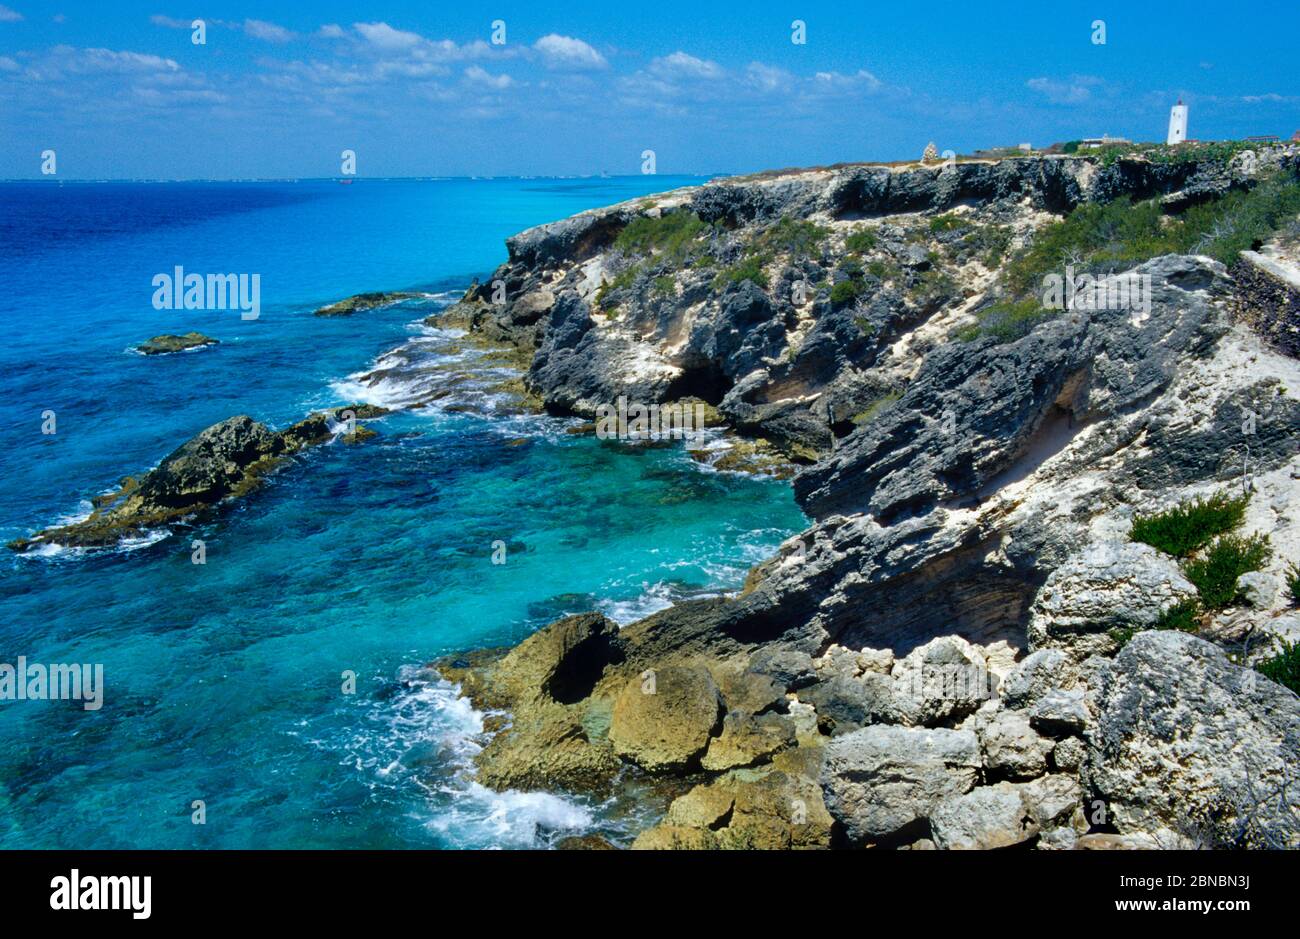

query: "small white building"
left=1167, top=100, right=1189, bottom=145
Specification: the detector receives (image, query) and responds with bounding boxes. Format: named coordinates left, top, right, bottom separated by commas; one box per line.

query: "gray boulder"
left=1085, top=631, right=1300, bottom=848
left=820, top=725, right=980, bottom=844
left=1028, top=541, right=1199, bottom=660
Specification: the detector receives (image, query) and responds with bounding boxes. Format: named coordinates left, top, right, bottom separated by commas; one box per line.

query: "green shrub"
left=595, top=265, right=640, bottom=311
left=615, top=211, right=708, bottom=261
left=830, top=278, right=865, bottom=306
left=1183, top=533, right=1271, bottom=609
left=713, top=253, right=770, bottom=290
left=845, top=229, right=877, bottom=253
left=1256, top=641, right=1300, bottom=695
left=929, top=213, right=967, bottom=233
left=965, top=225, right=1013, bottom=267
left=1129, top=491, right=1249, bottom=557
left=1001, top=171, right=1300, bottom=297
left=1153, top=597, right=1202, bottom=632
left=652, top=275, right=676, bottom=297
left=956, top=298, right=1050, bottom=343
left=1062, top=140, right=1081, bottom=154
left=1287, top=562, right=1300, bottom=605
left=755, top=216, right=828, bottom=257
left=866, top=259, right=893, bottom=280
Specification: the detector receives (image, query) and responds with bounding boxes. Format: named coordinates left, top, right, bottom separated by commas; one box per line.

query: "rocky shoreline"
left=429, top=147, right=1300, bottom=848
left=15, top=147, right=1300, bottom=848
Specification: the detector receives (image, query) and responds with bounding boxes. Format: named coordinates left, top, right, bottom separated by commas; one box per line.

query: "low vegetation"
left=844, top=229, right=877, bottom=254
left=961, top=168, right=1300, bottom=343
left=713, top=253, right=770, bottom=291
left=1182, top=533, right=1271, bottom=609
left=615, top=211, right=710, bottom=262
left=1130, top=491, right=1250, bottom=558
left=754, top=216, right=828, bottom=257
left=1256, top=641, right=1300, bottom=695
left=1286, top=562, right=1300, bottom=605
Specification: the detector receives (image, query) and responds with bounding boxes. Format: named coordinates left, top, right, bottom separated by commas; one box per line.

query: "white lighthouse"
left=1167, top=99, right=1189, bottom=145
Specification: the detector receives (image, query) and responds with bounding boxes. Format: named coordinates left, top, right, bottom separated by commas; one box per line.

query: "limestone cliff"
left=437, top=146, right=1300, bottom=849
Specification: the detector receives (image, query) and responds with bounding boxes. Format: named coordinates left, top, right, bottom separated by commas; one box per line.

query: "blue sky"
left=2, top=0, right=1298, bottom=178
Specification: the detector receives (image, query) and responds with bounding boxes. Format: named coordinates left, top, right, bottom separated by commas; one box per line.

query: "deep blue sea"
left=0, top=178, right=806, bottom=848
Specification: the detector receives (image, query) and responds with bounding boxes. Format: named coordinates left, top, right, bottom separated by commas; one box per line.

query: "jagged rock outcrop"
left=9, top=407, right=384, bottom=551
left=426, top=146, right=1300, bottom=849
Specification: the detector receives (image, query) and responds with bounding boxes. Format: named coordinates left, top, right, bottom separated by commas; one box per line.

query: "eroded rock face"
left=422, top=149, right=1300, bottom=848
left=1027, top=542, right=1199, bottom=660
left=609, top=665, right=724, bottom=773
left=1084, top=631, right=1300, bottom=848
left=820, top=725, right=980, bottom=844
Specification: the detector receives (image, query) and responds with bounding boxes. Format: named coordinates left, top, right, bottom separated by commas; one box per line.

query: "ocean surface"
left=0, top=177, right=807, bottom=848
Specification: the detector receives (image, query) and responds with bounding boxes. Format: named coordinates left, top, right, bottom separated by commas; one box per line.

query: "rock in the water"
left=609, top=665, right=723, bottom=772
left=474, top=703, right=623, bottom=792
left=137, top=332, right=218, bottom=355
left=313, top=291, right=416, bottom=316
left=487, top=612, right=624, bottom=708
left=636, top=764, right=833, bottom=849
left=820, top=725, right=980, bottom=844
left=1085, top=630, right=1300, bottom=848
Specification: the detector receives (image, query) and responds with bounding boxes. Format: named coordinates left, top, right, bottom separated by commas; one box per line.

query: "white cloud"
left=812, top=69, right=882, bottom=92
left=464, top=65, right=512, bottom=89
left=649, top=51, right=724, bottom=81
left=745, top=62, right=793, bottom=93
left=1026, top=75, right=1102, bottom=105
left=55, top=46, right=180, bottom=75
left=0, top=5, right=23, bottom=23
left=244, top=19, right=294, bottom=44
left=354, top=21, right=423, bottom=52
left=533, top=34, right=607, bottom=71
left=318, top=24, right=346, bottom=39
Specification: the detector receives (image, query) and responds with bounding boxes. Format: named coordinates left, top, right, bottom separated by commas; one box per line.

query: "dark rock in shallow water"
left=313, top=291, right=418, bottom=317
left=7, top=410, right=358, bottom=552
left=137, top=332, right=218, bottom=355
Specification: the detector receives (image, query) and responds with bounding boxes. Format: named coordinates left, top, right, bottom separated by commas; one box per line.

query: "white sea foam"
left=324, top=665, right=594, bottom=848
left=597, top=581, right=692, bottom=625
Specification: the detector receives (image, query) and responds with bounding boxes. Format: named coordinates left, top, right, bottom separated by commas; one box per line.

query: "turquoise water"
left=0, top=178, right=806, bottom=848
